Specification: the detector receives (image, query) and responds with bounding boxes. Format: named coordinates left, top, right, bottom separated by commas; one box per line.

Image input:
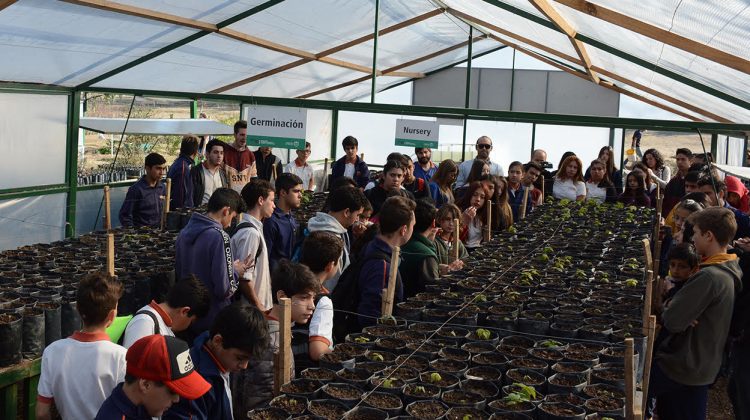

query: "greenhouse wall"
left=0, top=194, right=67, bottom=251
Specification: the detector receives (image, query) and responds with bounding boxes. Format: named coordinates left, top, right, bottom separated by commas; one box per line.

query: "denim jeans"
left=646, top=362, right=708, bottom=420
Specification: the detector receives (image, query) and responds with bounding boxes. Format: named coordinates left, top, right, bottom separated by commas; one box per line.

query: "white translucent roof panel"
left=0, top=0, right=196, bottom=86
left=79, top=118, right=233, bottom=135
left=313, top=75, right=407, bottom=102
left=224, top=60, right=357, bottom=98
left=227, top=0, right=436, bottom=55
left=396, top=39, right=504, bottom=74
left=92, top=33, right=295, bottom=92
left=591, top=0, right=750, bottom=61
left=442, top=0, right=578, bottom=59
left=114, top=0, right=268, bottom=25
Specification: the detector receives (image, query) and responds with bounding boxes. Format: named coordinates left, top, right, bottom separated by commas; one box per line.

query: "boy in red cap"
left=96, top=335, right=211, bottom=419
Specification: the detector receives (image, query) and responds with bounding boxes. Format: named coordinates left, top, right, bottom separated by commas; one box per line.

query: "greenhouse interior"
left=0, top=0, right=749, bottom=419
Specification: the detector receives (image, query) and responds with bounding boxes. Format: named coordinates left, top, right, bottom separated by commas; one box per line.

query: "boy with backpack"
left=231, top=179, right=276, bottom=311
left=36, top=272, right=126, bottom=420
left=648, top=207, right=741, bottom=420
left=123, top=275, right=211, bottom=348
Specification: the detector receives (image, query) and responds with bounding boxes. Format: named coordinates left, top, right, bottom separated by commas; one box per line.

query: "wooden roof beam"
left=528, top=0, right=599, bottom=83
left=0, top=1, right=18, bottom=12
left=61, top=0, right=216, bottom=31
left=553, top=0, right=750, bottom=75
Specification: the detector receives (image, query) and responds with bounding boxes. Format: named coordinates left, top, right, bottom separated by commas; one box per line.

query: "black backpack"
left=330, top=250, right=390, bottom=343
left=117, top=310, right=161, bottom=345
left=227, top=221, right=263, bottom=263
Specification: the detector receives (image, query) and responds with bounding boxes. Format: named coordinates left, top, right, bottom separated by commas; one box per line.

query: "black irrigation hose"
left=696, top=128, right=721, bottom=206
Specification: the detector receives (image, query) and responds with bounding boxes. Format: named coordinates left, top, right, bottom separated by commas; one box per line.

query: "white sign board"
left=245, top=105, right=307, bottom=149
left=395, top=119, right=439, bottom=149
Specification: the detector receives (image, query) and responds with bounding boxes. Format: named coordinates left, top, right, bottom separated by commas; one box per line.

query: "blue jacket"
left=167, top=154, right=194, bottom=209
left=429, top=182, right=451, bottom=208
left=95, top=383, right=152, bottom=420
left=507, top=184, right=533, bottom=222
left=726, top=201, right=750, bottom=240
left=164, top=333, right=232, bottom=420
left=263, top=207, right=299, bottom=272
left=357, top=237, right=403, bottom=328
left=119, top=176, right=165, bottom=227
left=413, top=161, right=438, bottom=183
left=332, top=156, right=370, bottom=189
left=175, top=213, right=237, bottom=334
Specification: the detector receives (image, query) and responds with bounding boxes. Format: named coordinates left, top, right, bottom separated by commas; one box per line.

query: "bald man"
left=455, top=136, right=505, bottom=188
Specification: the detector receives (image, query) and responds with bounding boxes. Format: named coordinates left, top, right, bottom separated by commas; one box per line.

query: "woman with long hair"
left=618, top=171, right=651, bottom=207
left=585, top=159, right=617, bottom=203
left=586, top=146, right=623, bottom=193
left=633, top=161, right=658, bottom=207
left=429, top=159, right=458, bottom=208
left=433, top=204, right=468, bottom=271
left=454, top=159, right=489, bottom=201
left=642, top=148, right=671, bottom=189
left=552, top=155, right=586, bottom=201
left=672, top=197, right=705, bottom=244
left=494, top=176, right=514, bottom=230
left=456, top=181, right=490, bottom=251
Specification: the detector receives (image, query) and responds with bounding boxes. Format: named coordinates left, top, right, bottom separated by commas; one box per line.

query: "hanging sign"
left=395, top=119, right=439, bottom=149
left=245, top=105, right=307, bottom=149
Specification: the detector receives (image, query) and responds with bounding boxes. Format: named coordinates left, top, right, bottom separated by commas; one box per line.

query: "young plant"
left=625, top=278, right=639, bottom=287
left=370, top=352, right=384, bottom=362
left=475, top=328, right=492, bottom=340
left=429, top=372, right=442, bottom=383
left=539, top=339, right=562, bottom=348
left=354, top=336, right=370, bottom=343
left=381, top=378, right=394, bottom=389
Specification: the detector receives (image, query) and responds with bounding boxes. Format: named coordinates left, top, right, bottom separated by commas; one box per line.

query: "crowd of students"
left=36, top=128, right=750, bottom=420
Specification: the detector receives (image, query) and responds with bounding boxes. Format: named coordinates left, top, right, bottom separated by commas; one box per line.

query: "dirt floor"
left=708, top=377, right=734, bottom=420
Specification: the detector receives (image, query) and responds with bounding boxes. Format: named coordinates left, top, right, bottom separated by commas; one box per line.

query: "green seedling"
left=463, top=415, right=473, bottom=420
left=625, top=278, right=639, bottom=287
left=539, top=340, right=562, bottom=348
left=533, top=312, right=545, bottom=319
left=382, top=378, right=394, bottom=388
left=474, top=294, right=488, bottom=303
left=354, top=336, right=370, bottom=343
left=508, top=226, right=517, bottom=234
left=414, top=385, right=426, bottom=394
left=429, top=372, right=442, bottom=383
left=523, top=375, right=532, bottom=381
left=370, top=352, right=384, bottom=362
left=475, top=328, right=492, bottom=340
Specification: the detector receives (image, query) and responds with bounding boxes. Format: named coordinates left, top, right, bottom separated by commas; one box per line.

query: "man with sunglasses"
left=455, top=136, right=505, bottom=188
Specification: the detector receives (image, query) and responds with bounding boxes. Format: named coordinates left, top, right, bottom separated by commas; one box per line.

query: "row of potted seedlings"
left=254, top=201, right=653, bottom=419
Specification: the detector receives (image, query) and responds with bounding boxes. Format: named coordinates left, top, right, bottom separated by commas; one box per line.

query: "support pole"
left=190, top=100, right=198, bottom=119
left=520, top=187, right=530, bottom=219
left=274, top=297, right=292, bottom=394
left=103, top=186, right=111, bottom=231
left=453, top=218, right=460, bottom=261
left=330, top=109, right=338, bottom=162
left=509, top=48, right=515, bottom=111
left=322, top=158, right=329, bottom=192
left=640, top=315, right=657, bottom=417
left=641, top=239, right=653, bottom=270
left=161, top=178, right=172, bottom=230
left=65, top=91, right=81, bottom=238
left=624, top=337, right=637, bottom=420
left=107, top=233, right=115, bottom=277
left=609, top=127, right=616, bottom=149
left=484, top=201, right=492, bottom=241
left=530, top=123, right=536, bottom=158
left=461, top=26, right=474, bottom=163
left=381, top=246, right=400, bottom=318
left=620, top=129, right=627, bottom=172
left=370, top=0, right=380, bottom=104
left=642, top=270, right=653, bottom=335
left=360, top=153, right=365, bottom=162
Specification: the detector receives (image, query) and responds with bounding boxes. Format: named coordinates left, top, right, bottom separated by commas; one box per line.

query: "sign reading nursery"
left=245, top=106, right=307, bottom=149
left=395, top=119, right=439, bottom=149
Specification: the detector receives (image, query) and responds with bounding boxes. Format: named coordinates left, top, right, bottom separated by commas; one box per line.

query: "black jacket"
left=190, top=163, right=228, bottom=206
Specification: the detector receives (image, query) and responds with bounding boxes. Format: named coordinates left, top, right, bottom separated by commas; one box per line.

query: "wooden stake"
left=360, top=153, right=365, bottom=161
left=103, top=185, right=111, bottom=231
left=272, top=161, right=278, bottom=182
left=641, top=239, right=653, bottom=270
left=161, top=178, right=172, bottom=230
left=322, top=157, right=329, bottom=191
left=642, top=270, right=654, bottom=335
left=625, top=337, right=637, bottom=420
left=656, top=196, right=663, bottom=215
left=640, top=315, right=657, bottom=417
left=273, top=297, right=292, bottom=394
left=484, top=201, right=492, bottom=242
left=107, top=233, right=115, bottom=277
left=520, top=186, right=530, bottom=219
left=453, top=218, right=460, bottom=262
left=381, top=246, right=400, bottom=317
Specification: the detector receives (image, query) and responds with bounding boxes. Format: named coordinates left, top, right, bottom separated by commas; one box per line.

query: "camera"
left=539, top=161, right=553, bottom=169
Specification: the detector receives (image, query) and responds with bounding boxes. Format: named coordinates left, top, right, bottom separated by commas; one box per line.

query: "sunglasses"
left=477, top=144, right=492, bottom=150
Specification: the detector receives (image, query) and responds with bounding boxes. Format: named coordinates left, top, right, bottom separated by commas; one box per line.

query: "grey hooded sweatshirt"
left=306, top=212, right=351, bottom=291
left=656, top=256, right=742, bottom=386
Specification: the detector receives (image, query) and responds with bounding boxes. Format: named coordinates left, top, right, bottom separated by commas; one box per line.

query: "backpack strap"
left=231, top=222, right=263, bottom=263
left=134, top=309, right=161, bottom=335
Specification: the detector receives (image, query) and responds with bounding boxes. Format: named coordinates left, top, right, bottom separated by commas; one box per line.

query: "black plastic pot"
left=319, top=383, right=363, bottom=408
left=517, top=314, right=551, bottom=335
left=343, top=406, right=389, bottom=419
left=0, top=312, right=22, bottom=367
left=546, top=373, right=587, bottom=395
left=307, top=399, right=348, bottom=420
left=362, top=390, right=404, bottom=416
left=445, top=406, right=490, bottom=420
left=406, top=400, right=448, bottom=420
left=419, top=371, right=460, bottom=390
left=489, top=411, right=533, bottom=419
left=278, top=379, right=319, bottom=399
left=441, top=389, right=486, bottom=410
left=37, top=301, right=61, bottom=346
left=583, top=397, right=625, bottom=418
left=537, top=402, right=586, bottom=420
left=402, top=382, right=441, bottom=404
left=268, top=395, right=308, bottom=416
left=60, top=299, right=81, bottom=338
left=465, top=365, right=503, bottom=384
left=460, top=378, right=500, bottom=400
left=246, top=407, right=290, bottom=420
left=22, top=308, right=45, bottom=359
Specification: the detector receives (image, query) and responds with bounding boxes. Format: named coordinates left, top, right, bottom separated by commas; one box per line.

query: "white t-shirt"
left=230, top=213, right=273, bottom=310
left=37, top=331, right=127, bottom=420
left=552, top=178, right=586, bottom=201
left=344, top=163, right=356, bottom=179
left=309, top=296, right=334, bottom=348
left=202, top=165, right=223, bottom=204
left=466, top=218, right=483, bottom=248
left=585, top=181, right=607, bottom=203
left=284, top=161, right=314, bottom=190
left=122, top=301, right=175, bottom=348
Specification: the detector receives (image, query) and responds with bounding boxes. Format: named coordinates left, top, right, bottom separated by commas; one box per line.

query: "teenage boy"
left=123, top=276, right=211, bottom=348
left=254, top=146, right=284, bottom=183
left=506, top=161, right=534, bottom=220
left=357, top=196, right=415, bottom=328
left=168, top=135, right=199, bottom=209
left=299, top=231, right=344, bottom=362
left=648, top=207, right=741, bottom=420
left=664, top=170, right=702, bottom=231
left=456, top=136, right=504, bottom=188
left=232, top=179, right=275, bottom=312
left=264, top=172, right=303, bottom=271
left=332, top=135, right=370, bottom=189
left=231, top=261, right=319, bottom=415
left=164, top=302, right=269, bottom=420
left=284, top=141, right=315, bottom=191
left=729, top=236, right=750, bottom=420
left=697, top=176, right=750, bottom=239
left=36, top=272, right=126, bottom=420
left=175, top=188, right=248, bottom=334
left=661, top=243, right=700, bottom=308
left=522, top=161, right=544, bottom=207
left=191, top=139, right=228, bottom=206
left=399, top=199, right=440, bottom=299
left=414, top=147, right=438, bottom=183
left=365, top=160, right=414, bottom=217
left=307, top=185, right=368, bottom=290
left=663, top=148, right=693, bottom=216
left=120, top=152, right=167, bottom=227
left=96, top=335, right=211, bottom=420
left=401, top=154, right=430, bottom=199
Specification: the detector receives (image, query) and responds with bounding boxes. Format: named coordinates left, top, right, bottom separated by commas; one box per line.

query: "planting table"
left=0, top=358, right=41, bottom=420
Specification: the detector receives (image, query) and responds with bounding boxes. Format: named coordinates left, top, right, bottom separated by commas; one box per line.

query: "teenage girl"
left=457, top=181, right=490, bottom=251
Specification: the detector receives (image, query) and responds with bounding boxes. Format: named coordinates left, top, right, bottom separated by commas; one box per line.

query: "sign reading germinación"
left=395, top=119, right=439, bottom=149
left=245, top=105, right=307, bottom=149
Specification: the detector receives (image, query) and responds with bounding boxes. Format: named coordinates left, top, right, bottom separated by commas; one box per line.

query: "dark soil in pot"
left=551, top=362, right=590, bottom=378
left=436, top=326, right=469, bottom=343
left=535, top=339, right=568, bottom=350
left=336, top=368, right=373, bottom=387
left=508, top=357, right=548, bottom=375
left=319, top=351, right=354, bottom=371
left=590, top=367, right=625, bottom=390
left=517, top=312, right=551, bottom=335
left=362, top=324, right=398, bottom=338
left=369, top=375, right=406, bottom=393
left=406, top=400, right=448, bottom=420
left=403, top=382, right=441, bottom=403
left=465, top=365, right=502, bottom=383
left=300, top=367, right=336, bottom=383
left=430, top=358, right=468, bottom=376
left=394, top=329, right=426, bottom=344
left=462, top=341, right=496, bottom=354
left=497, top=345, right=529, bottom=360
left=279, top=378, right=319, bottom=399
left=504, top=368, right=546, bottom=392
left=320, top=383, right=363, bottom=408
left=562, top=349, right=599, bottom=367
left=343, top=406, right=389, bottom=420
left=362, top=391, right=403, bottom=416
left=445, top=406, right=490, bottom=420
left=246, top=407, right=289, bottom=420
left=438, top=346, right=471, bottom=363
left=583, top=397, right=625, bottom=417
left=578, top=324, right=612, bottom=341
left=37, top=301, right=61, bottom=345
left=419, top=371, right=460, bottom=389
left=406, top=341, right=441, bottom=359
left=0, top=312, right=22, bottom=367
left=380, top=366, right=420, bottom=383
left=598, top=346, right=626, bottom=363
left=308, top=399, right=348, bottom=420
left=441, top=389, right=486, bottom=409
left=529, top=348, right=565, bottom=364
left=500, top=335, right=535, bottom=348
left=395, top=354, right=430, bottom=372
left=537, top=402, right=586, bottom=420
left=269, top=394, right=307, bottom=415
left=547, top=373, right=587, bottom=394
left=374, top=337, right=406, bottom=353
left=461, top=378, right=499, bottom=399
left=357, top=361, right=386, bottom=375
left=581, top=383, right=625, bottom=400
left=336, top=343, right=369, bottom=359
left=423, top=308, right=451, bottom=323
left=545, top=393, right=585, bottom=406
left=346, top=332, right=376, bottom=346
left=584, top=414, right=625, bottom=420
left=472, top=352, right=509, bottom=369
left=365, top=350, right=396, bottom=364
left=466, top=328, right=499, bottom=344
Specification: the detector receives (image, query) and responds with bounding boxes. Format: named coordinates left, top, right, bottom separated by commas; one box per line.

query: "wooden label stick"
left=381, top=246, right=400, bottom=318
left=272, top=162, right=278, bottom=182
left=273, top=297, right=292, bottom=395
left=642, top=270, right=654, bottom=334
left=520, top=187, right=530, bottom=220
left=624, top=338, right=636, bottom=420
left=161, top=178, right=172, bottom=230
left=640, top=315, right=657, bottom=416
left=360, top=153, right=365, bottom=161
left=322, top=157, right=329, bottom=191
left=103, top=185, right=111, bottom=231
left=453, top=218, right=460, bottom=261
left=641, top=239, right=653, bottom=270
left=484, top=201, right=492, bottom=242
left=107, top=233, right=115, bottom=277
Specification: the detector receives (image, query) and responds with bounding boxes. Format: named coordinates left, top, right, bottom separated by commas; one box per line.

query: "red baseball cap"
left=126, top=335, right=211, bottom=400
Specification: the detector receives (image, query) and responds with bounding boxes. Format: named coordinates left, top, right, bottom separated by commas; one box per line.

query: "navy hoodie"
left=95, top=383, right=152, bottom=420
left=167, top=154, right=195, bottom=209
left=175, top=213, right=237, bottom=334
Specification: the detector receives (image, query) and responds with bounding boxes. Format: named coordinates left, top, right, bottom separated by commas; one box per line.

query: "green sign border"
left=247, top=135, right=305, bottom=149
left=395, top=138, right=438, bottom=149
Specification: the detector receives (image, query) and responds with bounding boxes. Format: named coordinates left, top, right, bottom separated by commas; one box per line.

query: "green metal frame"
left=65, top=91, right=81, bottom=237
left=462, top=27, right=474, bottom=162
left=330, top=109, right=339, bottom=161
left=190, top=99, right=198, bottom=119
left=479, top=0, right=750, bottom=111
left=370, top=0, right=380, bottom=104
